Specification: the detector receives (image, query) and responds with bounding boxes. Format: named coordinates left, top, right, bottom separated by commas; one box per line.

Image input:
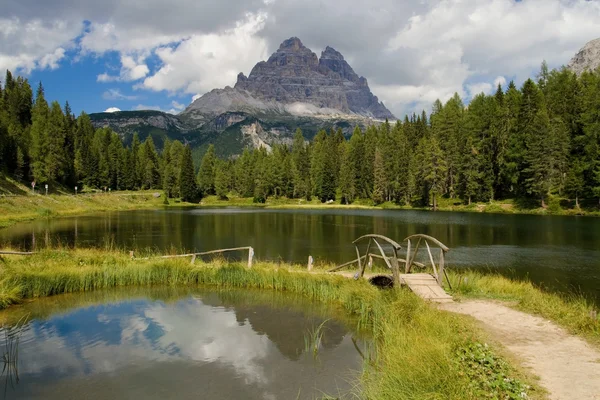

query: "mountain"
left=180, top=37, right=394, bottom=122
left=90, top=37, right=395, bottom=156
left=568, top=38, right=600, bottom=75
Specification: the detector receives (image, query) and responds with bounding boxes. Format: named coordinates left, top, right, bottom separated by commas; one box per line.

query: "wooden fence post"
left=130, top=251, right=134, bottom=260
left=307, top=255, right=314, bottom=271
left=190, top=254, right=196, bottom=265
left=247, top=247, right=254, bottom=268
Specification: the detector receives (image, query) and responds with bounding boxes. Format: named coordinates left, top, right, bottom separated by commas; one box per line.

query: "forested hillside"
left=1, top=64, right=599, bottom=209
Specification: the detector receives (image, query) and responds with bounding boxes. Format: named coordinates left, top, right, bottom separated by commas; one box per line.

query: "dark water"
left=0, top=287, right=366, bottom=399
left=1, top=208, right=600, bottom=301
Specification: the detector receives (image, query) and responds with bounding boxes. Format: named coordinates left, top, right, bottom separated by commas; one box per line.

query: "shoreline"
left=2, top=191, right=598, bottom=230
left=0, top=248, right=548, bottom=399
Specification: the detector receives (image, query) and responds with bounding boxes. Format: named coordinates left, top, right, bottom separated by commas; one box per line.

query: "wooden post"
left=391, top=248, right=401, bottom=289
left=368, top=255, right=373, bottom=271
left=405, top=239, right=411, bottom=273
left=408, top=237, right=422, bottom=273
left=191, top=254, right=196, bottom=265
left=439, top=249, right=446, bottom=287
left=247, top=247, right=254, bottom=268
left=425, top=241, right=439, bottom=285
left=307, top=255, right=314, bottom=271
left=355, top=244, right=363, bottom=276
left=130, top=251, right=134, bottom=259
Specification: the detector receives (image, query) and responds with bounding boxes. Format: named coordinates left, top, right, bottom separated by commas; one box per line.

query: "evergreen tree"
left=372, top=148, right=386, bottom=205
left=215, top=160, right=233, bottom=200
left=45, top=101, right=67, bottom=182
left=416, top=136, right=447, bottom=211
left=197, top=144, right=216, bottom=196
left=523, top=109, right=553, bottom=207
left=291, top=128, right=311, bottom=200
left=29, top=82, right=49, bottom=183
left=235, top=148, right=255, bottom=197
left=179, top=145, right=198, bottom=202
left=338, top=141, right=355, bottom=204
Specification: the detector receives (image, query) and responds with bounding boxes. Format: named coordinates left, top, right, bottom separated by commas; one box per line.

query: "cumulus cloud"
left=0, top=17, right=80, bottom=72
left=97, top=54, right=149, bottom=82
left=104, top=107, right=121, bottom=112
left=2, top=0, right=600, bottom=116
left=140, top=14, right=268, bottom=95
left=102, top=88, right=140, bottom=101
left=133, top=100, right=186, bottom=114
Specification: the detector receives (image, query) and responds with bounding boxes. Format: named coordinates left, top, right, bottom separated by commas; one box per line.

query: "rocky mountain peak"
left=188, top=37, right=395, bottom=120
left=568, top=38, right=600, bottom=75
left=278, top=37, right=305, bottom=51
left=320, top=46, right=345, bottom=61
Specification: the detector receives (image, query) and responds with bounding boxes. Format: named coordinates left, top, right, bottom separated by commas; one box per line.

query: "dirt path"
left=440, top=300, right=600, bottom=400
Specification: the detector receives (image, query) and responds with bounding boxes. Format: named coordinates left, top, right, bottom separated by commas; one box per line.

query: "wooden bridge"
left=328, top=234, right=453, bottom=303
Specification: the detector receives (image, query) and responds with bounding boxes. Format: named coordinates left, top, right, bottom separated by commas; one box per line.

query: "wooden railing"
left=131, top=246, right=255, bottom=268
left=328, top=233, right=451, bottom=289
left=403, top=234, right=450, bottom=287
left=0, top=251, right=36, bottom=256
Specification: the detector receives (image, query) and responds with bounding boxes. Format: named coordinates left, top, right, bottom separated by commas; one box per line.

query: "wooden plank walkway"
left=400, top=273, right=453, bottom=303
left=333, top=271, right=453, bottom=303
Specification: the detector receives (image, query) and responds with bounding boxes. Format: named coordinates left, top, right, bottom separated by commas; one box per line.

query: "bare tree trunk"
left=433, top=193, right=438, bottom=211
left=541, top=195, right=546, bottom=209
left=575, top=194, right=579, bottom=209
left=468, top=196, right=471, bottom=206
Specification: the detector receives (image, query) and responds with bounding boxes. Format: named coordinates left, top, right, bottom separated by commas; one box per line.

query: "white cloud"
left=140, top=14, right=268, bottom=95
left=494, top=76, right=507, bottom=89
left=97, top=54, right=149, bottom=82
left=191, top=94, right=202, bottom=103
left=0, top=17, right=80, bottom=73
left=2, top=0, right=600, bottom=116
left=104, top=107, right=121, bottom=112
left=102, top=88, right=140, bottom=101
left=133, top=100, right=185, bottom=114
left=466, top=82, right=493, bottom=98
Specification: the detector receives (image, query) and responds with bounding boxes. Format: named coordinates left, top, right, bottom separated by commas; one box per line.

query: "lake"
left=1, top=207, right=599, bottom=302
left=0, top=287, right=366, bottom=399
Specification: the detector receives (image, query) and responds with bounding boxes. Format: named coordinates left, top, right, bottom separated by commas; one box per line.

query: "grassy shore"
left=0, top=248, right=540, bottom=399
left=0, top=191, right=171, bottom=228
left=200, top=194, right=600, bottom=216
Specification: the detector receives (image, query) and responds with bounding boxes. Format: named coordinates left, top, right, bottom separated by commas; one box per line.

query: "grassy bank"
left=2, top=188, right=598, bottom=231
left=0, top=249, right=537, bottom=399
left=0, top=191, right=173, bottom=228
left=447, top=270, right=600, bottom=345
left=201, top=194, right=600, bottom=216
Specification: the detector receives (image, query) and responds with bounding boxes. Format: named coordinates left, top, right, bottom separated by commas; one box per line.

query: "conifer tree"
left=179, top=145, right=198, bottom=202
left=417, top=136, right=447, bottom=211
left=235, top=148, right=255, bottom=197
left=197, top=144, right=216, bottom=196
left=338, top=141, right=355, bottom=204
left=29, top=82, right=49, bottom=183
left=291, top=128, right=311, bottom=200
left=215, top=160, right=233, bottom=200
left=523, top=109, right=553, bottom=207
left=45, top=101, right=67, bottom=182
left=372, top=148, right=386, bottom=205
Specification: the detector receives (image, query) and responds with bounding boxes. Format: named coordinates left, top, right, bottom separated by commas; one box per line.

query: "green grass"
left=201, top=194, right=600, bottom=216
left=0, top=191, right=178, bottom=228
left=0, top=248, right=538, bottom=400
left=447, top=270, right=600, bottom=345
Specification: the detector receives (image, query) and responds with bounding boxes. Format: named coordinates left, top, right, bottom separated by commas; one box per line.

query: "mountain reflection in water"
left=0, top=288, right=367, bottom=400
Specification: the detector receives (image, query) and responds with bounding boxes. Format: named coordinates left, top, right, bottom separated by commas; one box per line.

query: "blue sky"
left=3, top=0, right=599, bottom=118
left=26, top=50, right=192, bottom=116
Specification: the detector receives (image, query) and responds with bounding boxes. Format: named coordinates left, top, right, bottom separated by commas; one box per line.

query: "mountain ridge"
left=91, top=37, right=392, bottom=156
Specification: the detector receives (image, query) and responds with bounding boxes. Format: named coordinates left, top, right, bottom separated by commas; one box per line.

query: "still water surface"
left=1, top=207, right=599, bottom=301
left=0, top=287, right=365, bottom=399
